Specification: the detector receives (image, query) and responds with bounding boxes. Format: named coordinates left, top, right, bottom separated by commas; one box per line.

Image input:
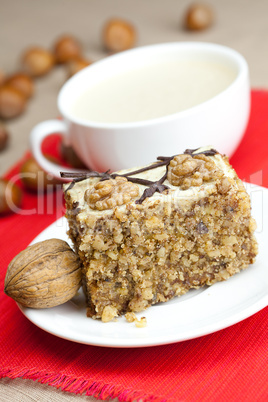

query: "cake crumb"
left=135, top=317, right=147, bottom=328
left=125, top=312, right=147, bottom=327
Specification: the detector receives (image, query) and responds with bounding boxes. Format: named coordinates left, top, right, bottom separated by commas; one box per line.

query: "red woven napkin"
left=0, top=90, right=268, bottom=401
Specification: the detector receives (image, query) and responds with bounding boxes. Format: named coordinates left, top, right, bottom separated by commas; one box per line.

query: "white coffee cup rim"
left=58, top=41, right=248, bottom=130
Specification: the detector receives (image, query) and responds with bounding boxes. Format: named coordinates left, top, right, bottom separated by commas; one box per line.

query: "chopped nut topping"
left=167, top=154, right=221, bottom=189
left=217, top=177, right=232, bottom=194
left=84, top=176, right=139, bottom=210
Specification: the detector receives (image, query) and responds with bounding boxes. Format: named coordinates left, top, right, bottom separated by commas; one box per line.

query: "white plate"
left=18, top=183, right=268, bottom=348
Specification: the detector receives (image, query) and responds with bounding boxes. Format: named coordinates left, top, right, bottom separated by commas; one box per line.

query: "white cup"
left=30, top=42, right=250, bottom=181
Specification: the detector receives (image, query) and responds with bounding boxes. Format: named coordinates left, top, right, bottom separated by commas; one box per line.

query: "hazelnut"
left=20, top=155, right=61, bottom=192
left=0, top=178, right=22, bottom=214
left=21, top=47, right=55, bottom=77
left=0, top=85, right=27, bottom=119
left=0, top=123, right=9, bottom=151
left=53, top=35, right=82, bottom=64
left=60, top=142, right=87, bottom=168
left=5, top=73, right=34, bottom=99
left=0, top=69, right=5, bottom=86
left=185, top=3, right=214, bottom=31
left=66, top=57, right=91, bottom=78
left=102, top=18, right=136, bottom=53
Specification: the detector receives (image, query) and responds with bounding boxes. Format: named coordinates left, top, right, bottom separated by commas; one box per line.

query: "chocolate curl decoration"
left=135, top=175, right=169, bottom=204
left=134, top=156, right=173, bottom=204
left=61, top=171, right=113, bottom=192
left=184, top=148, right=218, bottom=156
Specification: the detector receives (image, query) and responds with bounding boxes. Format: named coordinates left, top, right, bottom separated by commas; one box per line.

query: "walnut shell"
left=4, top=239, right=82, bottom=308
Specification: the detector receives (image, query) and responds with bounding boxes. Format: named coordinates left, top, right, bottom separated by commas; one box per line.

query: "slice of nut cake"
left=63, top=147, right=258, bottom=322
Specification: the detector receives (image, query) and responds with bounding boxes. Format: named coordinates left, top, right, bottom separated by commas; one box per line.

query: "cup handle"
left=30, top=119, right=87, bottom=182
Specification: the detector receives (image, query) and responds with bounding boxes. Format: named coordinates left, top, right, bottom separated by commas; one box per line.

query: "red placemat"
left=0, top=90, right=268, bottom=401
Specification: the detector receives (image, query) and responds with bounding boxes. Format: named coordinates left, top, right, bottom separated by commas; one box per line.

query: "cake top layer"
left=63, top=147, right=238, bottom=217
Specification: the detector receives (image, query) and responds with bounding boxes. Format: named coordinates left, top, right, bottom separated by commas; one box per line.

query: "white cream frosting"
left=64, top=147, right=236, bottom=218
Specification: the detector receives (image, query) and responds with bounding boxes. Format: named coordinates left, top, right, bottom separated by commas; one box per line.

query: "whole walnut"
left=4, top=239, right=82, bottom=308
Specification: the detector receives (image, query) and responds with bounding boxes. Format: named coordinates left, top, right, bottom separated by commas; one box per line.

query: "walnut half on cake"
left=63, top=147, right=258, bottom=322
